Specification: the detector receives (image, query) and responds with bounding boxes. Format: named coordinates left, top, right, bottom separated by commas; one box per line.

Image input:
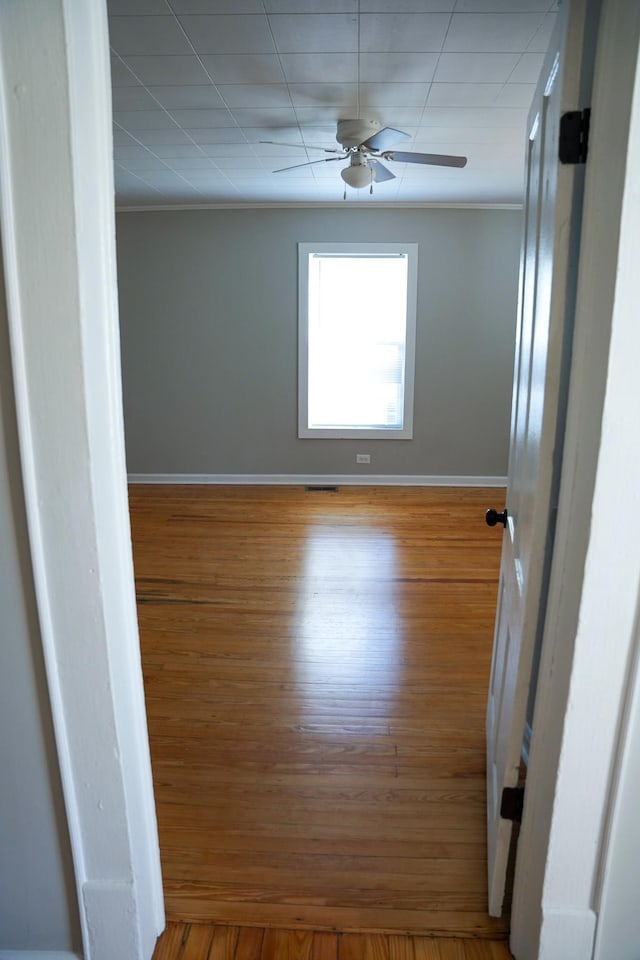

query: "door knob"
left=486, top=508, right=508, bottom=528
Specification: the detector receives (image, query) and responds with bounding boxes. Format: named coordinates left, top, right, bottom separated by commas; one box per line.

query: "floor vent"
left=305, top=485, right=339, bottom=493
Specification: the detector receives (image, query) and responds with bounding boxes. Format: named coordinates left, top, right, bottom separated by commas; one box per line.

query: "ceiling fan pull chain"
left=343, top=185, right=347, bottom=201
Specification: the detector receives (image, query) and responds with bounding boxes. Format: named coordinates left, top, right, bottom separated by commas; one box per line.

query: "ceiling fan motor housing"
left=336, top=118, right=381, bottom=148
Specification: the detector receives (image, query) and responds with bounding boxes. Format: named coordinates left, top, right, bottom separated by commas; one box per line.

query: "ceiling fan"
left=262, top=119, right=467, bottom=194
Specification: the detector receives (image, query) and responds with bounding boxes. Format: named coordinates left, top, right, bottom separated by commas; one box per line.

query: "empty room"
left=2, top=3, right=640, bottom=960
left=112, top=1, right=535, bottom=956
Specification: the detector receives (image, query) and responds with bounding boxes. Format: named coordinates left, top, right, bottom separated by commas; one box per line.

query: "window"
left=298, top=242, right=418, bottom=439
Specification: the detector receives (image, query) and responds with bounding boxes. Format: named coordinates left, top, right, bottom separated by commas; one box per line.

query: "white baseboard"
left=127, top=473, right=507, bottom=487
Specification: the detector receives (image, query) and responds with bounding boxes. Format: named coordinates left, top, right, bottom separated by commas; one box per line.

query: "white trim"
left=127, top=473, right=507, bottom=487
left=116, top=201, right=523, bottom=213
left=0, top=2, right=163, bottom=958
left=297, top=242, right=417, bottom=440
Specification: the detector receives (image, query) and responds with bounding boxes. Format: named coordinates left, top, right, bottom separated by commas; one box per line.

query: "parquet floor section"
left=152, top=922, right=513, bottom=959
left=130, top=485, right=507, bottom=937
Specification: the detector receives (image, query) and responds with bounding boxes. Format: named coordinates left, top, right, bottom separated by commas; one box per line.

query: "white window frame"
left=298, top=242, right=418, bottom=440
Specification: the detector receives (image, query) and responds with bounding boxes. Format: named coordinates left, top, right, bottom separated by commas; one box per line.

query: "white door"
left=485, top=0, right=596, bottom=917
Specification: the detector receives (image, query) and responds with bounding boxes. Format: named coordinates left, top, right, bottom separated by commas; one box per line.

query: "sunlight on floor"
left=294, top=520, right=402, bottom=694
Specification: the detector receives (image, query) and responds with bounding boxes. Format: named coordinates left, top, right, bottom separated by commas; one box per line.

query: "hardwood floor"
left=152, top=922, right=513, bottom=959
left=130, top=485, right=507, bottom=939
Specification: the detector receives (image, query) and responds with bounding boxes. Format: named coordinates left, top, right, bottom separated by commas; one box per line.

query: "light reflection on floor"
left=293, top=521, right=402, bottom=697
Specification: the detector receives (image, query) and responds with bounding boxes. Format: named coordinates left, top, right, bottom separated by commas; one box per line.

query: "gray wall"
left=117, top=207, right=521, bottom=478
left=0, top=265, right=80, bottom=949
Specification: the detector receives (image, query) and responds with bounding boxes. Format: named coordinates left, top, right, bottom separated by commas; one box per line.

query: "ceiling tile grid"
left=108, top=0, right=558, bottom=206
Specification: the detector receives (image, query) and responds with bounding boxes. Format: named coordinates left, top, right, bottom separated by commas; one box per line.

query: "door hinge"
left=500, top=786, right=525, bottom=822
left=559, top=109, right=591, bottom=164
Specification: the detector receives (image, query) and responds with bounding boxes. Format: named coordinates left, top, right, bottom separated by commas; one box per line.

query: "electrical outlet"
left=356, top=454, right=371, bottom=464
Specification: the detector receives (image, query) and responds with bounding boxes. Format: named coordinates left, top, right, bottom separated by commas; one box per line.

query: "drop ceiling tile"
left=527, top=12, right=557, bottom=51
left=151, top=143, right=209, bottom=158
left=265, top=0, right=357, bottom=10
left=252, top=141, right=308, bottom=156
left=229, top=107, right=298, bottom=126
left=108, top=16, right=193, bottom=55
left=117, top=156, right=171, bottom=171
left=360, top=14, right=451, bottom=53
left=113, top=128, right=139, bottom=145
left=167, top=108, right=236, bottom=127
left=296, top=125, right=340, bottom=142
left=239, top=125, right=304, bottom=143
left=427, top=83, right=503, bottom=107
left=111, top=55, right=139, bottom=86
left=288, top=83, right=358, bottom=107
left=373, top=111, right=422, bottom=127
left=114, top=144, right=159, bottom=163
left=279, top=53, right=358, bottom=83
left=187, top=128, right=246, bottom=144
left=462, top=142, right=524, bottom=166
left=112, top=86, right=161, bottom=110
left=294, top=106, right=345, bottom=124
left=136, top=170, right=192, bottom=187
left=200, top=55, right=285, bottom=83
left=120, top=55, right=211, bottom=85
left=413, top=125, right=516, bottom=144
left=213, top=157, right=266, bottom=168
left=493, top=83, right=536, bottom=108
left=178, top=15, right=275, bottom=54
left=108, top=0, right=171, bottom=14
left=443, top=14, right=547, bottom=52
left=216, top=84, right=291, bottom=108
left=268, top=14, right=358, bottom=53
left=225, top=167, right=284, bottom=179
left=362, top=0, right=453, bottom=8
left=359, top=52, right=438, bottom=83
left=114, top=170, right=160, bottom=197
left=179, top=168, right=228, bottom=181
left=207, top=143, right=264, bottom=157
left=434, top=52, right=520, bottom=83
left=421, top=106, right=528, bottom=127
left=263, top=166, right=314, bottom=179
left=155, top=186, right=204, bottom=200
left=147, top=85, right=226, bottom=109
left=131, top=128, right=193, bottom=144
left=114, top=109, right=178, bottom=130
left=171, top=0, right=264, bottom=11
left=164, top=157, right=219, bottom=169
left=359, top=82, right=430, bottom=107
left=455, top=0, right=550, bottom=9
left=509, top=51, right=545, bottom=82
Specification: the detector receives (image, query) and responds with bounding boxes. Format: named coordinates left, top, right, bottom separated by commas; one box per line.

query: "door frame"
left=0, top=2, right=163, bottom=958
left=510, top=3, right=640, bottom=958
left=1, top=2, right=639, bottom=960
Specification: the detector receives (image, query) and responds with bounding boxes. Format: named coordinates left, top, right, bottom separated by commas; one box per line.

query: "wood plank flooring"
left=130, top=485, right=507, bottom=939
left=152, top=923, right=513, bottom=960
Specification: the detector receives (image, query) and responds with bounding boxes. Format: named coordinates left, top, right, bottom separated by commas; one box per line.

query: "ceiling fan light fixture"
left=340, top=163, right=372, bottom=189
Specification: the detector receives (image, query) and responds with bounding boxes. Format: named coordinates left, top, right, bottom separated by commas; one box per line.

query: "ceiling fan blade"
left=368, top=159, right=396, bottom=183
left=273, top=157, right=345, bottom=173
left=261, top=140, right=345, bottom=155
left=384, top=150, right=467, bottom=168
left=361, top=126, right=411, bottom=152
